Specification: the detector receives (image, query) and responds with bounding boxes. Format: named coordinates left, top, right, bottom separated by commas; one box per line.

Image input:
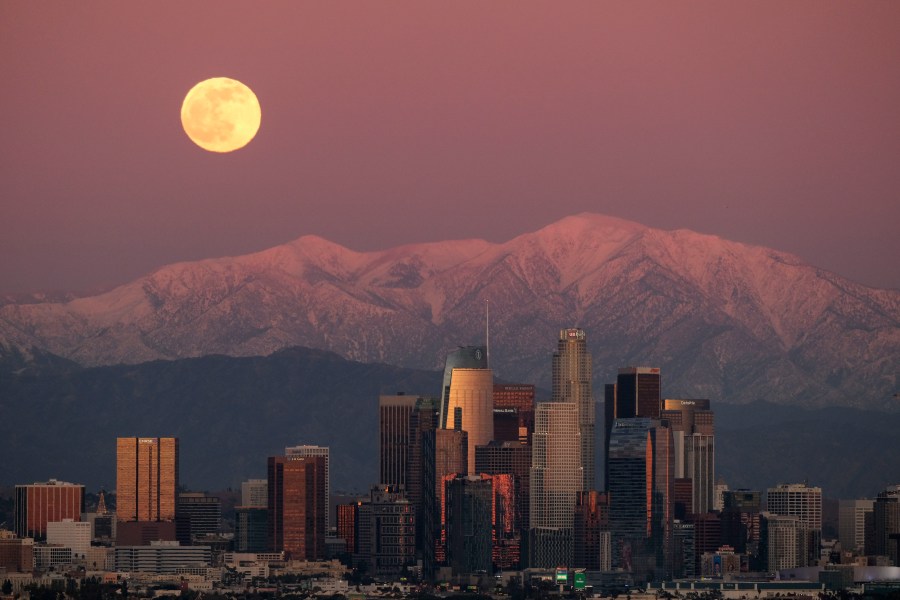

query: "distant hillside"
left=1, top=213, right=897, bottom=410
left=1, top=347, right=896, bottom=498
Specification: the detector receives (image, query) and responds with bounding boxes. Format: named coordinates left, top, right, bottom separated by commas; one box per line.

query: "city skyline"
left=2, top=3, right=900, bottom=295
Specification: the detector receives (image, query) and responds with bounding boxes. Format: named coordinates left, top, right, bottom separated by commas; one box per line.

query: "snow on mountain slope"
left=0, top=213, right=897, bottom=408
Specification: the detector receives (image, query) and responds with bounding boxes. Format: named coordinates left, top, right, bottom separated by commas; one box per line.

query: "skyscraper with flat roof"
left=838, top=499, right=873, bottom=555
left=608, top=418, right=674, bottom=582
left=529, top=401, right=580, bottom=568
left=552, top=328, right=595, bottom=491
left=493, top=384, right=536, bottom=444
left=14, top=480, right=85, bottom=540
left=873, top=485, right=900, bottom=566
left=615, top=367, right=662, bottom=419
left=268, top=454, right=327, bottom=560
left=604, top=367, right=661, bottom=489
left=379, top=394, right=418, bottom=486
left=766, top=483, right=822, bottom=565
left=285, top=445, right=330, bottom=527
left=241, top=479, right=267, bottom=508
left=661, top=399, right=715, bottom=515
left=116, top=437, right=178, bottom=523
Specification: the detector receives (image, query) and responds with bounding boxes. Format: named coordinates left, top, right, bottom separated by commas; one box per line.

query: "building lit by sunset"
left=445, top=367, right=494, bottom=473
left=529, top=401, right=580, bottom=568
left=116, top=437, right=179, bottom=522
left=14, top=480, right=85, bottom=540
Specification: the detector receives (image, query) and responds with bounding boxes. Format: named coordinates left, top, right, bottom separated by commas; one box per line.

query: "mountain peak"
left=0, top=213, right=897, bottom=410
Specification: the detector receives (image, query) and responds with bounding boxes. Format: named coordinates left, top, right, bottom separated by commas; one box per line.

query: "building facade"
left=46, top=519, right=92, bottom=558
left=873, top=485, right=900, bottom=566
left=838, top=499, right=874, bottom=555
left=241, top=479, right=268, bottom=508
left=661, top=399, right=715, bottom=515
left=355, top=485, right=416, bottom=580
left=439, top=346, right=488, bottom=429
left=268, top=455, right=327, bottom=560
left=116, top=437, right=179, bottom=523
left=552, top=328, right=595, bottom=491
left=529, top=401, right=580, bottom=568
left=445, top=368, right=494, bottom=473
left=285, top=445, right=330, bottom=528
left=493, top=383, right=536, bottom=444
left=14, top=479, right=85, bottom=540
left=766, top=483, right=822, bottom=565
left=607, top=417, right=674, bottom=582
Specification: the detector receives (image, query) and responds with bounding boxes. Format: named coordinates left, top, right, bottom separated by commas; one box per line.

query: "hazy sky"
left=2, top=2, right=899, bottom=294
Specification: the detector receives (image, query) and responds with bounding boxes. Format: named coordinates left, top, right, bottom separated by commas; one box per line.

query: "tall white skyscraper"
left=529, top=401, right=580, bottom=567
left=285, top=445, right=331, bottom=527
left=552, top=328, right=594, bottom=491
left=766, top=483, right=822, bottom=564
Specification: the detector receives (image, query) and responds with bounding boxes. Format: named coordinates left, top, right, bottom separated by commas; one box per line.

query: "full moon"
left=181, top=77, right=261, bottom=153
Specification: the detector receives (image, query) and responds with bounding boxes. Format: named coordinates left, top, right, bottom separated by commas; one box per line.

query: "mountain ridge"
left=1, top=212, right=897, bottom=409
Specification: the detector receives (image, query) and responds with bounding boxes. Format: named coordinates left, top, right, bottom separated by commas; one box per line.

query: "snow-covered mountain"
left=1, top=213, right=897, bottom=408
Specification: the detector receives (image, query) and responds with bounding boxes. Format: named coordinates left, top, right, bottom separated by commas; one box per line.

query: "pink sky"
left=1, top=2, right=899, bottom=294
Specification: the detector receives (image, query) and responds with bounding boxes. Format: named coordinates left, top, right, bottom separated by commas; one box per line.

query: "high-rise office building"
left=614, top=367, right=662, bottom=418
left=379, top=394, right=419, bottom=487
left=574, top=491, right=611, bottom=570
left=241, top=479, right=267, bottom=508
left=661, top=399, right=715, bottom=515
left=377, top=393, right=440, bottom=567
left=529, top=401, right=580, bottom=568
left=493, top=384, right=536, bottom=444
left=116, top=437, right=179, bottom=523
left=234, top=507, right=268, bottom=552
left=355, top=485, right=416, bottom=580
left=425, top=426, right=467, bottom=570
left=445, top=475, right=494, bottom=575
left=445, top=368, right=494, bottom=472
left=285, top=445, right=330, bottom=528
left=721, top=490, right=762, bottom=560
left=838, top=499, right=873, bottom=555
left=268, top=455, right=327, bottom=560
left=873, top=485, right=900, bottom=566
left=492, top=408, right=520, bottom=443
left=176, top=492, right=221, bottom=545
left=607, top=418, right=674, bottom=582
left=439, top=346, right=488, bottom=429
left=673, top=521, right=696, bottom=579
left=552, top=328, right=595, bottom=491
left=336, top=502, right=359, bottom=555
left=14, top=480, right=85, bottom=540
left=766, top=483, right=822, bottom=565
left=475, top=440, right=532, bottom=540
left=760, top=512, right=808, bottom=571
left=603, top=367, right=661, bottom=488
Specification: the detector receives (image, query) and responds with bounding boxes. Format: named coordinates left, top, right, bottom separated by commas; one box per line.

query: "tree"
left=2, top=580, right=12, bottom=595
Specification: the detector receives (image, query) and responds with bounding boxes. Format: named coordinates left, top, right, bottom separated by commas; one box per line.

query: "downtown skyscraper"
left=116, top=437, right=179, bottom=523
left=529, top=401, right=580, bottom=568
left=116, top=437, right=179, bottom=545
left=552, top=328, right=594, bottom=491
left=439, top=346, right=493, bottom=474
